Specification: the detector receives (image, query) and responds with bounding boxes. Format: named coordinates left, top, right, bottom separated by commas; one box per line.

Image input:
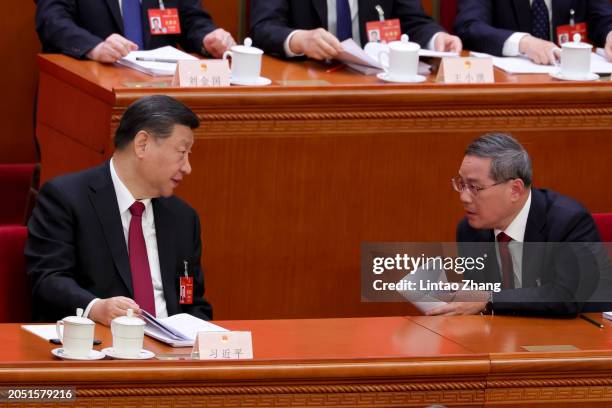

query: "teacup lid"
left=562, top=33, right=591, bottom=49
left=62, top=308, right=94, bottom=325
left=231, top=37, right=263, bottom=55
left=112, top=309, right=145, bottom=326
left=388, top=34, right=420, bottom=52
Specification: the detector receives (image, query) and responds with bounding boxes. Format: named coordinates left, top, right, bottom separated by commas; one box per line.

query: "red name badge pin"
left=180, top=276, right=193, bottom=304
left=148, top=8, right=181, bottom=35
left=365, top=19, right=402, bottom=44
left=556, top=23, right=588, bottom=46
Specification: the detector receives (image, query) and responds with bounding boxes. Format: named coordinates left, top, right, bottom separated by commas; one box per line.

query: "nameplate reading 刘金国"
left=172, top=60, right=231, bottom=88
left=194, top=331, right=253, bottom=360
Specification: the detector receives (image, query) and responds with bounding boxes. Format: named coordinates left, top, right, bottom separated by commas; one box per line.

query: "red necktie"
left=496, top=232, right=515, bottom=289
left=128, top=201, right=156, bottom=315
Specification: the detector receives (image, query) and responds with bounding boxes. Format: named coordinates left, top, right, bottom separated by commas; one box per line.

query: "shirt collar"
left=494, top=190, right=531, bottom=243
left=110, top=157, right=151, bottom=214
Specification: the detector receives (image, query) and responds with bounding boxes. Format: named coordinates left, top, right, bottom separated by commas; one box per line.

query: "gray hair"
left=465, top=133, right=532, bottom=186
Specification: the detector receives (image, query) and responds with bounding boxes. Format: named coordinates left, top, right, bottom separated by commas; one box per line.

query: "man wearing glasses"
left=426, top=133, right=603, bottom=317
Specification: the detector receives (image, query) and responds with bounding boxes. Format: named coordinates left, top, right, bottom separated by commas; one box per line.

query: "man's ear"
left=133, top=130, right=150, bottom=159
left=509, top=178, right=526, bottom=202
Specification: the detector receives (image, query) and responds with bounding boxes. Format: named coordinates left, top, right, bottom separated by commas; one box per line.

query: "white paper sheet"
left=471, top=50, right=612, bottom=74
left=116, top=46, right=199, bottom=76
left=22, top=324, right=60, bottom=341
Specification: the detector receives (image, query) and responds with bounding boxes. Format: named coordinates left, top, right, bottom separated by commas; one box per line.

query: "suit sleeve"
left=25, top=181, right=98, bottom=320
left=392, top=0, right=446, bottom=48
left=454, top=0, right=516, bottom=56
left=177, top=0, right=218, bottom=53
left=180, top=211, right=213, bottom=320
left=586, top=0, right=612, bottom=48
left=35, top=0, right=103, bottom=58
left=249, top=0, right=296, bottom=58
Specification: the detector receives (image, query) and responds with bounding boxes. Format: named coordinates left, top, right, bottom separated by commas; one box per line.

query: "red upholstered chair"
left=0, top=164, right=40, bottom=225
left=593, top=213, right=612, bottom=242
left=0, top=225, right=31, bottom=322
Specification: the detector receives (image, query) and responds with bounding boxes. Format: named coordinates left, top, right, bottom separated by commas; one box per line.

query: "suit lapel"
left=312, top=0, right=328, bottom=28
left=512, top=0, right=532, bottom=33
left=522, top=188, right=547, bottom=287
left=88, top=162, right=133, bottom=295
left=551, top=0, right=572, bottom=34
left=105, top=0, right=125, bottom=33
left=153, top=198, right=179, bottom=316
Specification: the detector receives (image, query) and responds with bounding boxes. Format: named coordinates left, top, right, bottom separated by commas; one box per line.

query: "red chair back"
left=0, top=226, right=31, bottom=322
left=593, top=213, right=612, bottom=242
left=0, top=164, right=39, bottom=225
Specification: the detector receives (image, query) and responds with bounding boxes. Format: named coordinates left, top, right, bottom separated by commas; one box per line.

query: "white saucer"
left=230, top=76, right=272, bottom=86
left=101, top=347, right=155, bottom=360
left=377, top=72, right=427, bottom=83
left=549, top=71, right=599, bottom=81
left=51, top=348, right=106, bottom=360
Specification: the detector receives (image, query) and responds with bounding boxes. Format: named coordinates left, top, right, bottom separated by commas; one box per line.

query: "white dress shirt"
left=283, top=0, right=440, bottom=57
left=494, top=191, right=532, bottom=288
left=502, top=0, right=554, bottom=56
left=84, top=158, right=169, bottom=319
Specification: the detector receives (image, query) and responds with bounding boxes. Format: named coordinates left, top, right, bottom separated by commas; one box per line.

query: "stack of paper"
left=116, top=46, right=199, bottom=76
left=142, top=310, right=228, bottom=347
left=471, top=50, right=612, bottom=74
left=337, top=39, right=434, bottom=75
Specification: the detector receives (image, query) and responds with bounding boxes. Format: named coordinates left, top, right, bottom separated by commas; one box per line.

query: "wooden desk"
left=36, top=55, right=612, bottom=320
left=2, top=315, right=612, bottom=407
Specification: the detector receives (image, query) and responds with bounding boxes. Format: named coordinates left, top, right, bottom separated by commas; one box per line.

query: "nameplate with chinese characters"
left=172, top=60, right=231, bottom=88
left=194, top=331, right=253, bottom=360
left=436, top=57, right=494, bottom=84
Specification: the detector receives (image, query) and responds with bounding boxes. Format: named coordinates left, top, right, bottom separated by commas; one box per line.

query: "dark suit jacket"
left=454, top=0, right=612, bottom=56
left=35, top=0, right=218, bottom=58
left=250, top=0, right=444, bottom=57
left=457, top=188, right=604, bottom=317
left=25, top=161, right=212, bottom=322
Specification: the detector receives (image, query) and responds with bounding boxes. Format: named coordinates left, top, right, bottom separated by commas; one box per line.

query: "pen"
left=580, top=314, right=604, bottom=329
left=135, top=57, right=179, bottom=63
left=325, top=64, right=346, bottom=73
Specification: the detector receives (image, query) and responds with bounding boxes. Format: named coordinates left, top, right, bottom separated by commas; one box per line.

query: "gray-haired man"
left=427, top=133, right=603, bottom=317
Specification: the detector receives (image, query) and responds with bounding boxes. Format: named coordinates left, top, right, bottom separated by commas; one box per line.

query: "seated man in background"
left=35, top=0, right=236, bottom=62
left=454, top=0, right=612, bottom=64
left=427, top=133, right=606, bottom=317
left=250, top=0, right=462, bottom=60
left=26, top=95, right=212, bottom=325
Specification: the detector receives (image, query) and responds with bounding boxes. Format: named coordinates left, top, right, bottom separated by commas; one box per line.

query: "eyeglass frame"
left=451, top=176, right=512, bottom=196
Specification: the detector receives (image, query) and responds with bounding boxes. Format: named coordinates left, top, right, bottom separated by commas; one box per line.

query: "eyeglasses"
left=451, top=176, right=509, bottom=196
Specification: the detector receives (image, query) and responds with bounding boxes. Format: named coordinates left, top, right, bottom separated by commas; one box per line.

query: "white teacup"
left=111, top=309, right=145, bottom=359
left=56, top=308, right=95, bottom=358
left=222, top=37, right=263, bottom=83
left=378, top=34, right=420, bottom=80
left=559, top=33, right=592, bottom=79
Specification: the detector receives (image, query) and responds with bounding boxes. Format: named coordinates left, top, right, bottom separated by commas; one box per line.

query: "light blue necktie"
left=122, top=0, right=144, bottom=49
left=336, top=0, right=352, bottom=41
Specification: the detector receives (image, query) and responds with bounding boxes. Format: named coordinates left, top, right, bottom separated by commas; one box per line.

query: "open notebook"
left=142, top=310, right=228, bottom=347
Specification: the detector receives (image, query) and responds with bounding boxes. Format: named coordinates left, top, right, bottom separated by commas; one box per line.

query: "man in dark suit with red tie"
left=426, top=133, right=606, bottom=317
left=26, top=95, right=212, bottom=325
left=454, top=0, right=612, bottom=64
left=250, top=0, right=462, bottom=60
left=35, top=0, right=235, bottom=62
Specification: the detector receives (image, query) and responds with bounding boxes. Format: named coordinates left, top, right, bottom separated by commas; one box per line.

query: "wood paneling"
left=0, top=2, right=39, bottom=163
left=203, top=0, right=243, bottom=40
